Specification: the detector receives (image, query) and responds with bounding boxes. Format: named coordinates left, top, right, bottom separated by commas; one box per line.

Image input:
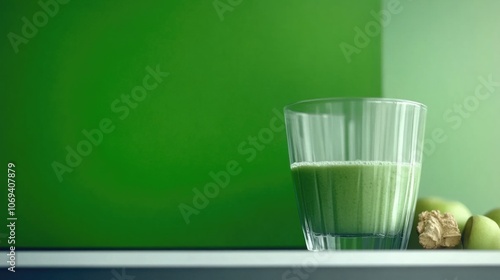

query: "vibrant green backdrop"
left=1, top=0, right=381, bottom=248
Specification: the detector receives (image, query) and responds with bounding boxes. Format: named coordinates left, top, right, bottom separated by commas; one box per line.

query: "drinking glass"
left=284, top=98, right=427, bottom=250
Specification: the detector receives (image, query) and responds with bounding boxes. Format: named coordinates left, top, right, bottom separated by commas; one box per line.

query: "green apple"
left=408, top=197, right=472, bottom=249
left=462, top=215, right=500, bottom=249
left=485, top=208, right=500, bottom=227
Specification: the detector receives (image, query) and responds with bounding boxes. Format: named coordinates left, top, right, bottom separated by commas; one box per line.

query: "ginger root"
left=417, top=210, right=461, bottom=249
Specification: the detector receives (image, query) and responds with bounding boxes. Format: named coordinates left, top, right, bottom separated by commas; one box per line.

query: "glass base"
left=305, top=233, right=405, bottom=250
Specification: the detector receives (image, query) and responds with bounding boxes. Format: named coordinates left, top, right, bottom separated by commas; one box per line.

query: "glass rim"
left=284, top=97, right=427, bottom=113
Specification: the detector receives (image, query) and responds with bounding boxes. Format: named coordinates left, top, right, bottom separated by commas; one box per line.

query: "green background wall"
left=1, top=0, right=381, bottom=248
left=383, top=0, right=500, bottom=214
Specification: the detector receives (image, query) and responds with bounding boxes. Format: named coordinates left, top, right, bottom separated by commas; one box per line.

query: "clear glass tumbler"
left=284, top=98, right=427, bottom=250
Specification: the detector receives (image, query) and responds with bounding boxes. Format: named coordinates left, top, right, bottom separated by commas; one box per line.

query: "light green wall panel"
left=383, top=0, right=500, bottom=214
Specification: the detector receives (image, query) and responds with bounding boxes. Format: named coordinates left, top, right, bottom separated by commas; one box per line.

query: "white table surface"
left=2, top=250, right=500, bottom=267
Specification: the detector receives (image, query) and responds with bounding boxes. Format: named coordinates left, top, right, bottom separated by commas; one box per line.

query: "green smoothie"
left=291, top=161, right=420, bottom=238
